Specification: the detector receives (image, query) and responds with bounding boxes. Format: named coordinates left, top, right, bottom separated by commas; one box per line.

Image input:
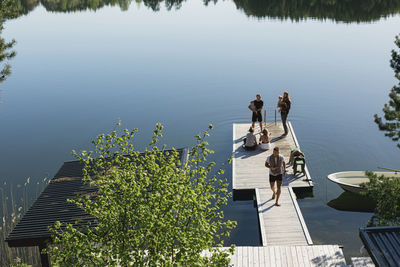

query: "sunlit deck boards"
left=203, top=245, right=347, bottom=266
left=232, top=122, right=314, bottom=246
left=232, top=122, right=313, bottom=191
left=256, top=187, right=312, bottom=246
left=227, top=123, right=347, bottom=265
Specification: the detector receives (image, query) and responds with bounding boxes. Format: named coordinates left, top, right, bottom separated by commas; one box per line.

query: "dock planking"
left=229, top=122, right=348, bottom=265
left=232, top=122, right=314, bottom=246
left=232, top=122, right=313, bottom=191
left=202, top=245, right=347, bottom=266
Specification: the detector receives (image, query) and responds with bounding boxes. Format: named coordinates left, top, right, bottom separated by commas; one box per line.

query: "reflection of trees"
left=7, top=0, right=400, bottom=22
left=41, top=0, right=133, bottom=12
left=0, top=0, right=17, bottom=84
left=233, top=0, right=400, bottom=23
left=40, top=0, right=189, bottom=12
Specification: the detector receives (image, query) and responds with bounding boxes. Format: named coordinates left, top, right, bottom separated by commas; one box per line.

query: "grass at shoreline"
left=0, top=177, right=49, bottom=266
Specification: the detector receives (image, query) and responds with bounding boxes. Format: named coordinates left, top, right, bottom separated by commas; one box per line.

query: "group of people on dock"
left=244, top=92, right=291, bottom=151
left=247, top=92, right=291, bottom=137
left=244, top=92, right=292, bottom=206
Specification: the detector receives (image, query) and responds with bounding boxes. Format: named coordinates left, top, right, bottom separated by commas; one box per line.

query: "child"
left=277, top=96, right=283, bottom=111
left=248, top=101, right=256, bottom=113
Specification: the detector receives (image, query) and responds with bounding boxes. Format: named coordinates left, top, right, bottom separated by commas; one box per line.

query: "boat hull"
left=327, top=171, right=400, bottom=194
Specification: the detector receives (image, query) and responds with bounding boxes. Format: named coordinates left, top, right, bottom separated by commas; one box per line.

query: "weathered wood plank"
left=351, top=257, right=374, bottom=267
left=222, top=245, right=346, bottom=266
left=269, top=246, right=275, bottom=267
left=257, top=188, right=309, bottom=246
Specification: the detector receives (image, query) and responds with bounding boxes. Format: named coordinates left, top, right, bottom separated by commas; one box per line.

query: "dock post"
left=264, top=109, right=266, bottom=128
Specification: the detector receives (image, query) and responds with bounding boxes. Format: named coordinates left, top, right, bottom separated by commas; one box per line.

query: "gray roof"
left=6, top=148, right=188, bottom=247
left=359, top=226, right=400, bottom=267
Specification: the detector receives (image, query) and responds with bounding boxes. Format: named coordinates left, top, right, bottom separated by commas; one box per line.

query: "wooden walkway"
left=256, top=187, right=312, bottom=246
left=203, top=245, right=347, bottom=266
left=232, top=122, right=313, bottom=246
left=230, top=122, right=347, bottom=266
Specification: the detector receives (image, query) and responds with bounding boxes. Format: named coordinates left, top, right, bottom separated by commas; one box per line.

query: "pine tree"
left=0, top=0, right=17, bottom=84
left=374, top=34, right=400, bottom=148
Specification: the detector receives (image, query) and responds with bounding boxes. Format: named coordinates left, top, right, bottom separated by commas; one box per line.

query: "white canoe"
left=327, top=171, right=400, bottom=194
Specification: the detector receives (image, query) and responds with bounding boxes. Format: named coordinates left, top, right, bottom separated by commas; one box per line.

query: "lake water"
left=1, top=0, right=400, bottom=263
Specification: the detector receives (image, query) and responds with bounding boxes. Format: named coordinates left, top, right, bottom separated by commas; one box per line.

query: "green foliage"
left=232, top=0, right=400, bottom=23
left=12, top=257, right=32, bottom=267
left=374, top=34, right=400, bottom=148
left=47, top=123, right=236, bottom=266
left=0, top=0, right=17, bottom=84
left=362, top=171, right=400, bottom=226
left=1, top=177, right=49, bottom=266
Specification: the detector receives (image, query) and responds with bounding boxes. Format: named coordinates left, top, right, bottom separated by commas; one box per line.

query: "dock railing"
left=263, top=106, right=280, bottom=125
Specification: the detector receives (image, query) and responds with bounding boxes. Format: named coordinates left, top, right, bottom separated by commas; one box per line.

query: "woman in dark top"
left=281, top=92, right=291, bottom=136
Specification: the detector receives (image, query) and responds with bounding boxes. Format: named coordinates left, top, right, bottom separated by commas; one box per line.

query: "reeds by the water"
left=0, top=176, right=49, bottom=266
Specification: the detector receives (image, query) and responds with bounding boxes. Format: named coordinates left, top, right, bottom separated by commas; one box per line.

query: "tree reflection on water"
left=0, top=0, right=17, bottom=103
left=7, top=0, right=400, bottom=22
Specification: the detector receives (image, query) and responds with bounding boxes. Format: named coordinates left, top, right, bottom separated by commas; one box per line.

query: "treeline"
left=6, top=0, right=400, bottom=22
left=233, top=0, right=400, bottom=23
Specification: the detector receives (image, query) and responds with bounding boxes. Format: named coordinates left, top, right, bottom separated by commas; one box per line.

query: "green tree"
left=362, top=34, right=400, bottom=227
left=374, top=34, right=400, bottom=148
left=48, top=123, right=236, bottom=266
left=362, top=171, right=400, bottom=226
left=0, top=0, right=17, bottom=83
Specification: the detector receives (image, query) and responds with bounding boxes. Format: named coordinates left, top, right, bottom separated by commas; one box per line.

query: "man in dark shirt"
left=250, top=94, right=264, bottom=132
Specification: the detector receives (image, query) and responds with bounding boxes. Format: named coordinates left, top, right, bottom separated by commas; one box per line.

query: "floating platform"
left=232, top=122, right=314, bottom=246
left=229, top=122, right=346, bottom=266
left=232, top=122, right=313, bottom=192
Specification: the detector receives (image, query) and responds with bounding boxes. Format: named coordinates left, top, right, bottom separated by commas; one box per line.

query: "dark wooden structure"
left=6, top=148, right=188, bottom=266
left=360, top=226, right=400, bottom=267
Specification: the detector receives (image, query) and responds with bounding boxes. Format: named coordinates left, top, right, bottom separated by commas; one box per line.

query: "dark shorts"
left=269, top=174, right=283, bottom=183
left=252, top=112, right=262, bottom=122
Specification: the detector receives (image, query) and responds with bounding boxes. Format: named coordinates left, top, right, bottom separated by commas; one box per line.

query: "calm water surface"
left=1, top=0, right=400, bottom=262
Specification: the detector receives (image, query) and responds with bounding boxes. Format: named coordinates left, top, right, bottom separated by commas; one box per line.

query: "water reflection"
left=233, top=0, right=400, bottom=22
left=327, top=191, right=375, bottom=213
left=7, top=0, right=400, bottom=22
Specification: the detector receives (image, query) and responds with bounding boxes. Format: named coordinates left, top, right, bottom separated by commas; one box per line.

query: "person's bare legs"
left=252, top=121, right=255, bottom=129
left=275, top=180, right=283, bottom=206
left=270, top=181, right=276, bottom=199
left=259, top=122, right=263, bottom=133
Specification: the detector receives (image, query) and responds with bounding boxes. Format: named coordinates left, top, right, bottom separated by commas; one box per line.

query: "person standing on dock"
left=265, top=146, right=286, bottom=206
left=280, top=91, right=291, bottom=136
left=250, top=94, right=264, bottom=132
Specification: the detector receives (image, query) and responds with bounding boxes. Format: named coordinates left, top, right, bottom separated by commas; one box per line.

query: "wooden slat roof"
left=6, top=148, right=188, bottom=247
left=360, top=226, right=400, bottom=267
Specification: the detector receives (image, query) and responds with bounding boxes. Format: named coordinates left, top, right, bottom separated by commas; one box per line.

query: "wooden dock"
left=233, top=122, right=313, bottom=191
left=233, top=122, right=313, bottom=246
left=203, top=245, right=347, bottom=266
left=231, top=122, right=348, bottom=266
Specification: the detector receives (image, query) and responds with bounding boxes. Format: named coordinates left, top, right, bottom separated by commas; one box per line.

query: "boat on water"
left=327, top=171, right=400, bottom=194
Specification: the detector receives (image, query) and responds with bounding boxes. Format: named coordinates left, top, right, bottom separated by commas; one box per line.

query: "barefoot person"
left=250, top=94, right=264, bottom=132
left=265, top=147, right=286, bottom=206
left=281, top=92, right=291, bottom=136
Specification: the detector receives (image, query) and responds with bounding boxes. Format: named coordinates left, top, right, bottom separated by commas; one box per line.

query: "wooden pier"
left=231, top=122, right=348, bottom=266
left=233, top=122, right=313, bottom=191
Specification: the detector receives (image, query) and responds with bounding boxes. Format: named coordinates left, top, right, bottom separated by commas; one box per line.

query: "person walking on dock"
left=249, top=94, right=264, bottom=132
left=280, top=91, right=291, bottom=136
left=265, top=146, right=286, bottom=206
